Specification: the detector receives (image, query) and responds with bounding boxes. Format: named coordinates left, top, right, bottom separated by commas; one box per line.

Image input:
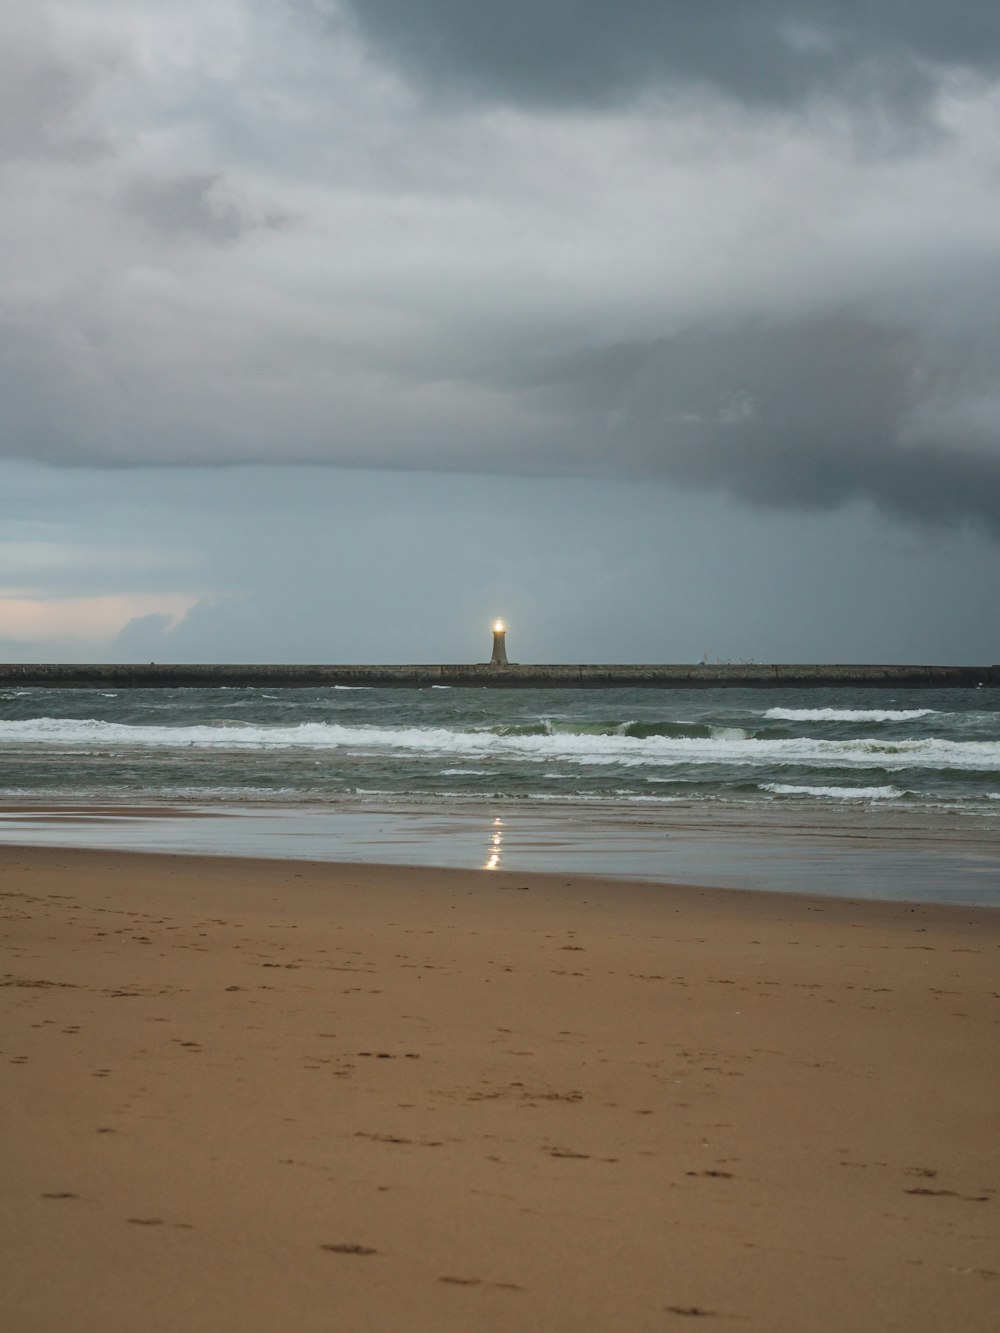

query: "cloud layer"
left=1, top=2, right=999, bottom=533
left=341, top=0, right=1000, bottom=113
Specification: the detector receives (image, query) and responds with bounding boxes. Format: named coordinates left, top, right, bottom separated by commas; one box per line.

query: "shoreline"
left=2, top=796, right=998, bottom=908
left=2, top=845, right=998, bottom=1332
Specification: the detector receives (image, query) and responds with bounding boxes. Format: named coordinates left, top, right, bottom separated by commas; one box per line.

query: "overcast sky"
left=2, top=1, right=999, bottom=664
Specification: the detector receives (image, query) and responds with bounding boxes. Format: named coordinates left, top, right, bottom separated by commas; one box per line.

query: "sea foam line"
left=760, top=783, right=904, bottom=800
left=764, top=708, right=935, bottom=723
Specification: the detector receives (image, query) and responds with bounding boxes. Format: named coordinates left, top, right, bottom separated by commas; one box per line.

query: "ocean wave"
left=760, top=783, right=905, bottom=800
left=494, top=719, right=777, bottom=741
left=764, top=707, right=935, bottom=723
left=1, top=717, right=998, bottom=773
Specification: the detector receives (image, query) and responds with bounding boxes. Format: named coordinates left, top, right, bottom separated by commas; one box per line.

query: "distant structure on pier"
left=4, top=616, right=997, bottom=691
left=490, top=619, right=509, bottom=666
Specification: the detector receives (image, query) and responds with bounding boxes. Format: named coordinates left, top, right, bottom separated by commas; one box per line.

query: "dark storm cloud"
left=540, top=315, right=1000, bottom=534
left=339, top=1, right=1000, bottom=111
left=1, top=1, right=998, bottom=543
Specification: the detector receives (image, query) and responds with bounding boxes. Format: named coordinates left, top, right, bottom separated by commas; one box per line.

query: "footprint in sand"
left=439, top=1277, right=524, bottom=1291
left=905, top=1188, right=991, bottom=1202
left=664, top=1306, right=742, bottom=1320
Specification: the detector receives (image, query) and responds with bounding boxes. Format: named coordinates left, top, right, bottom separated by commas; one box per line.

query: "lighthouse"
left=490, top=619, right=509, bottom=666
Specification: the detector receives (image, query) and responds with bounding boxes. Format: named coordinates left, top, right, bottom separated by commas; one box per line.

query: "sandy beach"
left=2, top=845, right=998, bottom=1332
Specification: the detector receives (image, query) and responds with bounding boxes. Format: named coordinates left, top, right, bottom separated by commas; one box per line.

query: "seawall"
left=1, top=663, right=998, bottom=689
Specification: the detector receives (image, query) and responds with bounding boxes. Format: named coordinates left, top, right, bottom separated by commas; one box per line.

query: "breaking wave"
left=760, top=783, right=905, bottom=800
left=1, top=716, right=998, bottom=774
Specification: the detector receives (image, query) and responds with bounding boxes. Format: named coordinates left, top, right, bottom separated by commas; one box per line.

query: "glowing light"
left=484, top=817, right=504, bottom=870
left=493, top=619, right=505, bottom=633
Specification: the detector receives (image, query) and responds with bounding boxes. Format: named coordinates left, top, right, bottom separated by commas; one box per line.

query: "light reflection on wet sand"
left=0, top=798, right=998, bottom=906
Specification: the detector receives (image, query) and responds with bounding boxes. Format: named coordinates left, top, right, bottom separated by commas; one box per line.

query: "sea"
left=1, top=684, right=999, bottom=905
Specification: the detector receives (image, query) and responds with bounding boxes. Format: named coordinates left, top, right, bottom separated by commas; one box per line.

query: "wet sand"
left=2, top=798, right=998, bottom=905
left=2, top=845, right=998, bottom=1332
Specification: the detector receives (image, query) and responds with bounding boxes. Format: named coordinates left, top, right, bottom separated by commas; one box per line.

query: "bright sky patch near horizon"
left=2, top=2, right=1000, bottom=664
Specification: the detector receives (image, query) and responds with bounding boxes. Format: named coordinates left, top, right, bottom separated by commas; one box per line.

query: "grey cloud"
left=0, top=314, right=89, bottom=465
left=124, top=174, right=257, bottom=245
left=0, top=7, right=121, bottom=162
left=110, top=611, right=173, bottom=658
left=4, top=294, right=1000, bottom=535
left=338, top=1, right=1000, bottom=112
left=538, top=315, right=1000, bottom=534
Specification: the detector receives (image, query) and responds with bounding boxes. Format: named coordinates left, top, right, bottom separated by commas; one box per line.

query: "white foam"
left=760, top=783, right=904, bottom=800
left=765, top=708, right=935, bottom=723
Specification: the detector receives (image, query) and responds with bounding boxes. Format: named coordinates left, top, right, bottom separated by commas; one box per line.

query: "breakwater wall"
left=2, top=663, right=998, bottom=689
